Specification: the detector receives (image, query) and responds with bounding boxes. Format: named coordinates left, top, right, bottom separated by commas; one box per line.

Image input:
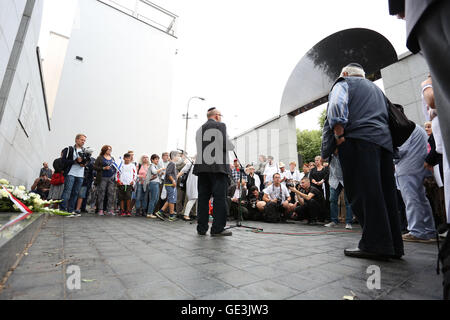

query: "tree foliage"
left=296, top=129, right=322, bottom=164
left=318, top=108, right=327, bottom=131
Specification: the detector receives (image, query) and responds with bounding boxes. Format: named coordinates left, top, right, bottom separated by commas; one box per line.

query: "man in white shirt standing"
left=263, top=156, right=280, bottom=188
left=60, top=134, right=89, bottom=216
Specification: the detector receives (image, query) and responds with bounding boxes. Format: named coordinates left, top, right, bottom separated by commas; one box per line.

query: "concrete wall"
left=0, top=0, right=48, bottom=188
left=232, top=114, right=298, bottom=168
left=381, top=52, right=429, bottom=126
left=46, top=0, right=177, bottom=162
left=42, top=31, right=70, bottom=119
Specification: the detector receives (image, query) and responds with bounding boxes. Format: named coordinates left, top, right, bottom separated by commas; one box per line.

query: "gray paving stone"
left=0, top=215, right=443, bottom=300
left=2, top=284, right=64, bottom=300
left=213, top=269, right=263, bottom=287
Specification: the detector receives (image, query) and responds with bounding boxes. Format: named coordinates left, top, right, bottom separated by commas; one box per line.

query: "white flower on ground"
left=0, top=179, right=9, bottom=185
left=12, top=188, right=25, bottom=199
left=33, top=198, right=44, bottom=206
left=18, top=186, right=26, bottom=191
left=0, top=190, right=8, bottom=198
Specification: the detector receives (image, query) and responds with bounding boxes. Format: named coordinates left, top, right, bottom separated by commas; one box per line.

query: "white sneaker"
left=345, top=224, right=352, bottom=230
left=324, top=222, right=337, bottom=228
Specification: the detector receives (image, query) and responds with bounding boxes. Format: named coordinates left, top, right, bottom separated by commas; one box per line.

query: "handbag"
left=385, top=97, right=416, bottom=148
left=161, top=185, right=167, bottom=200
left=50, top=172, right=65, bottom=186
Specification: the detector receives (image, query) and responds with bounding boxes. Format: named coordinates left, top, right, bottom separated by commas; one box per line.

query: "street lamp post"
left=184, top=96, right=205, bottom=153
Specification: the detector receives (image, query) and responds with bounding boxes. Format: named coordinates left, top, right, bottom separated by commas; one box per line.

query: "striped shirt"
left=327, top=81, right=349, bottom=130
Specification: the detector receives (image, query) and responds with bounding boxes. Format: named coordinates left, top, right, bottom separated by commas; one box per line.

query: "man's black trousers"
left=294, top=199, right=321, bottom=221
left=197, top=173, right=229, bottom=234
left=338, top=138, right=404, bottom=257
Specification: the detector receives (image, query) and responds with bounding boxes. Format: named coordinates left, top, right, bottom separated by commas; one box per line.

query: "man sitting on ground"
left=31, top=173, right=51, bottom=200
left=247, top=186, right=265, bottom=220
left=289, top=177, right=324, bottom=225
left=260, top=173, right=294, bottom=220
left=227, top=180, right=248, bottom=220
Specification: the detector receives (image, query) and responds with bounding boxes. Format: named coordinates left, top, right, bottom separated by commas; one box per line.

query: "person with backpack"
left=60, top=134, right=90, bottom=215
left=48, top=152, right=65, bottom=205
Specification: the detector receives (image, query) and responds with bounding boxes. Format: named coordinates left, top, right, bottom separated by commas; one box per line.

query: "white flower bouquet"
left=0, top=178, right=64, bottom=214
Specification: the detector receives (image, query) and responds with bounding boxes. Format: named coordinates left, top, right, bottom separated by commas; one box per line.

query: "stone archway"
left=234, top=28, right=401, bottom=166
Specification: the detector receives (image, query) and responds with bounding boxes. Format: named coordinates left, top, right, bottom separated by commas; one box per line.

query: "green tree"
left=318, top=108, right=327, bottom=131
left=296, top=129, right=322, bottom=164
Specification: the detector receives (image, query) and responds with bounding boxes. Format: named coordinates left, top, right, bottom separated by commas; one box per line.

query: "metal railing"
left=97, top=0, right=178, bottom=37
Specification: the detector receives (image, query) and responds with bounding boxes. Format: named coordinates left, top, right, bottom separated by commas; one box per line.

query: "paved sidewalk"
left=0, top=215, right=443, bottom=300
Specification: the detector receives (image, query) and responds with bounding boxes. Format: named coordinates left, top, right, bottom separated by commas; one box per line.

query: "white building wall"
left=233, top=114, right=298, bottom=168
left=42, top=32, right=70, bottom=118
left=381, top=52, right=430, bottom=126
left=0, top=0, right=27, bottom=82
left=47, top=0, right=176, bottom=162
left=0, top=0, right=48, bottom=188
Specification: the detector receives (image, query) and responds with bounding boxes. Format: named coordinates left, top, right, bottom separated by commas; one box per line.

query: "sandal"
left=402, top=233, right=436, bottom=243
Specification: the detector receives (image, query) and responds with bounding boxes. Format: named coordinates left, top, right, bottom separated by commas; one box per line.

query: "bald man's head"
left=207, top=108, right=222, bottom=122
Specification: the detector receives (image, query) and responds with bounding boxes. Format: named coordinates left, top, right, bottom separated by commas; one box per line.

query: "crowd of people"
left=30, top=69, right=447, bottom=241
left=32, top=133, right=341, bottom=225
left=32, top=138, right=201, bottom=220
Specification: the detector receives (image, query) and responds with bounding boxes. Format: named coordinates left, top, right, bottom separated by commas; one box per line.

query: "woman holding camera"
left=93, top=145, right=117, bottom=216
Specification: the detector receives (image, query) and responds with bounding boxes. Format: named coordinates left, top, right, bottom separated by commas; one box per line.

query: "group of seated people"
left=227, top=171, right=325, bottom=224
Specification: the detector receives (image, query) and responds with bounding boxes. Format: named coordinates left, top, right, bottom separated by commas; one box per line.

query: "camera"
left=286, top=179, right=298, bottom=189
left=249, top=197, right=257, bottom=209
left=78, top=147, right=94, bottom=165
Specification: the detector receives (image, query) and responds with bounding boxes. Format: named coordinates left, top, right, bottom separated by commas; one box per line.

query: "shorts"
left=165, top=185, right=177, bottom=204
left=78, top=186, right=88, bottom=199
left=118, top=185, right=133, bottom=201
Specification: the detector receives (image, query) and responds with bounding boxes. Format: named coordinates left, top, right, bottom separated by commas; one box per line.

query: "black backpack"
left=385, top=98, right=416, bottom=148
left=263, top=202, right=281, bottom=223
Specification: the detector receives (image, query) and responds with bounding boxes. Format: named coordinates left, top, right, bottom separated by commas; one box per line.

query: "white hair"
left=340, top=66, right=366, bottom=78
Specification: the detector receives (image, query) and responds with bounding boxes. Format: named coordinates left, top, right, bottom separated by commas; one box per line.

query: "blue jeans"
left=147, top=182, right=160, bottom=214
left=330, top=183, right=353, bottom=224
left=135, top=183, right=148, bottom=210
left=61, top=175, right=84, bottom=212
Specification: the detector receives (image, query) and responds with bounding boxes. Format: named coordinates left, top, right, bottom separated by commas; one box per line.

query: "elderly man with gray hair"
left=326, top=63, right=404, bottom=260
